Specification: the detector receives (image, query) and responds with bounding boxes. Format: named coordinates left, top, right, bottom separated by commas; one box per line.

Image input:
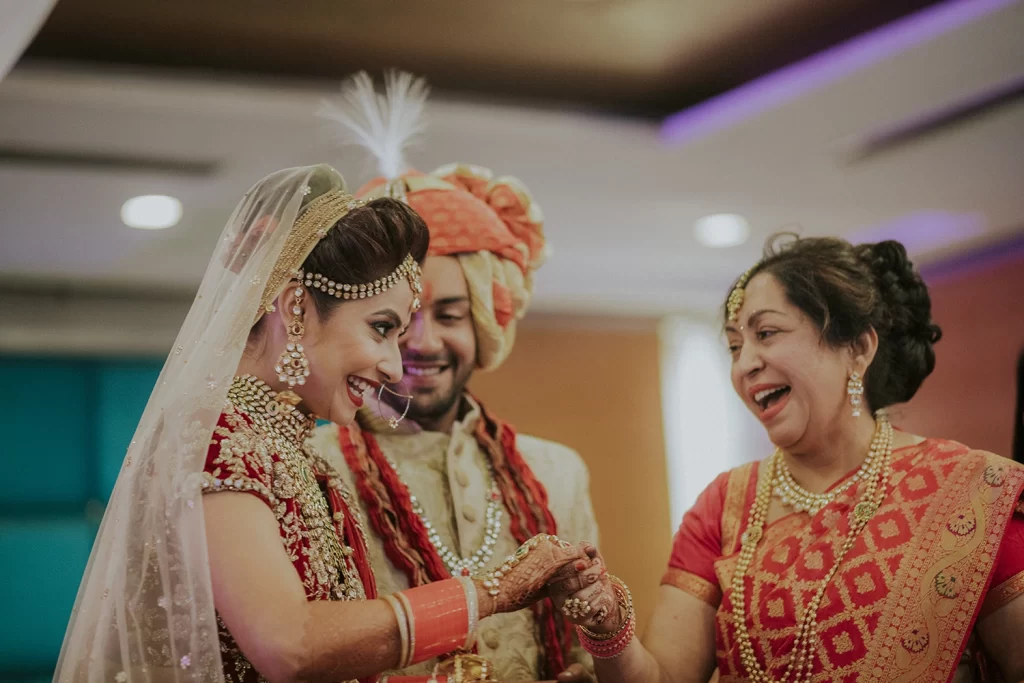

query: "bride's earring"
left=847, top=371, right=864, bottom=417
left=276, top=287, right=311, bottom=388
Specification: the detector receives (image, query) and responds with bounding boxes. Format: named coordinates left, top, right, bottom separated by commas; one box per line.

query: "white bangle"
left=382, top=594, right=412, bottom=669
left=395, top=590, right=416, bottom=668
left=455, top=575, right=479, bottom=650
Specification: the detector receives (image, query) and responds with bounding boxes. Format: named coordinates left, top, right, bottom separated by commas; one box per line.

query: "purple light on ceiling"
left=847, top=211, right=987, bottom=254
left=660, top=0, right=1017, bottom=146
left=918, top=228, right=1024, bottom=283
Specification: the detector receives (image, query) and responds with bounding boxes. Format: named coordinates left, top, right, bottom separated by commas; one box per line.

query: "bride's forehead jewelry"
left=298, top=254, right=423, bottom=312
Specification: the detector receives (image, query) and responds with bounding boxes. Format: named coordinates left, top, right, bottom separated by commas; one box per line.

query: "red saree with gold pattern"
left=663, top=438, right=1024, bottom=682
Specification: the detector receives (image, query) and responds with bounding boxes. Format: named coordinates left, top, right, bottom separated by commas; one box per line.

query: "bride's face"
left=294, top=281, right=415, bottom=425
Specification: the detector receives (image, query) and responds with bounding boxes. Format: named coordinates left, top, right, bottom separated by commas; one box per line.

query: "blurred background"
left=1, top=0, right=1023, bottom=679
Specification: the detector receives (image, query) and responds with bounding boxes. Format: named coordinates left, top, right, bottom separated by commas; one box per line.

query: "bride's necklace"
left=384, top=454, right=504, bottom=577
left=228, top=375, right=315, bottom=444
left=733, top=415, right=894, bottom=683
left=772, top=426, right=886, bottom=516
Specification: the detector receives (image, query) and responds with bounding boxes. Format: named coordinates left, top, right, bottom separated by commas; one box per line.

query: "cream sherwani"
left=311, top=395, right=599, bottom=681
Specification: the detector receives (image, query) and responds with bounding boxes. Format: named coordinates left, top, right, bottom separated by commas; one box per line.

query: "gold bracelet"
left=579, top=576, right=634, bottom=641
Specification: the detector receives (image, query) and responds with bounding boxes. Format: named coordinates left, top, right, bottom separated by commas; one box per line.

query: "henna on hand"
left=476, top=535, right=586, bottom=616
left=552, top=574, right=619, bottom=631
left=547, top=542, right=623, bottom=633
left=550, top=558, right=605, bottom=596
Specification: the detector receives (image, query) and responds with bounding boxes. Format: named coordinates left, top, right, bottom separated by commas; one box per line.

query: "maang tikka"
left=276, top=286, right=312, bottom=389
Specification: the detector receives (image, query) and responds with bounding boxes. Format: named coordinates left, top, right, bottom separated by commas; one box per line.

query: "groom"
left=312, top=163, right=599, bottom=682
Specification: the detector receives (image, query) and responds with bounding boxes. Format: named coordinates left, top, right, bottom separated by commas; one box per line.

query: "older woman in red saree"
left=544, top=236, right=1024, bottom=682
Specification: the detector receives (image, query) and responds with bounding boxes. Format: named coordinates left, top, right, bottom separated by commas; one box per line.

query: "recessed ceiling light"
left=693, top=214, right=750, bottom=248
left=121, top=195, right=182, bottom=230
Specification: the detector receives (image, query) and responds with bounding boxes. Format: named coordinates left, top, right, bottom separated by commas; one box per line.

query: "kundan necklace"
left=772, top=424, right=888, bottom=515
left=384, top=454, right=504, bottom=577
left=732, top=414, right=894, bottom=683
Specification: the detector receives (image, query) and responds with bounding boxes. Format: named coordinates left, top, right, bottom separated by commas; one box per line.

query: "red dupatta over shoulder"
left=663, top=439, right=1024, bottom=683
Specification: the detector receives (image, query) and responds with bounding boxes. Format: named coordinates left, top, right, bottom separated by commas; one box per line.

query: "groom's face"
left=395, top=256, right=476, bottom=424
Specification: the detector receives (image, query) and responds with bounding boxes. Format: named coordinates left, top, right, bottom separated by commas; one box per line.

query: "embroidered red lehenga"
left=663, top=438, right=1024, bottom=682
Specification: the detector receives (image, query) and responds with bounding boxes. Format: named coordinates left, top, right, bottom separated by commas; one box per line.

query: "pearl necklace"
left=731, top=416, right=893, bottom=683
left=772, top=426, right=887, bottom=515
left=384, top=454, right=504, bottom=577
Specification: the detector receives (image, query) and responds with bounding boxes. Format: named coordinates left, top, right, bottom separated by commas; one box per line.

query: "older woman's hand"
left=547, top=542, right=622, bottom=635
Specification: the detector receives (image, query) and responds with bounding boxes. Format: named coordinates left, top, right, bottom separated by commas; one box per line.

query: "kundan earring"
left=275, top=287, right=311, bottom=388
left=847, top=371, right=864, bottom=417
left=377, top=383, right=412, bottom=429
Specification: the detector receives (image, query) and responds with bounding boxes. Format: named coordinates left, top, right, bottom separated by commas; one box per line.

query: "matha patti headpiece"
left=299, top=253, right=423, bottom=312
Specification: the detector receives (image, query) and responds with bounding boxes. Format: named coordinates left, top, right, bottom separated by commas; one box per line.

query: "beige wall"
left=470, top=317, right=671, bottom=626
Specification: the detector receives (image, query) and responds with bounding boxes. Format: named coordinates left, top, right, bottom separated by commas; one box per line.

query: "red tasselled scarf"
left=319, top=463, right=379, bottom=683
left=338, top=397, right=572, bottom=677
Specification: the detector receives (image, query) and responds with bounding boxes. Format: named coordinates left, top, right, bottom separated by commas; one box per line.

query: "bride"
left=55, top=163, right=586, bottom=683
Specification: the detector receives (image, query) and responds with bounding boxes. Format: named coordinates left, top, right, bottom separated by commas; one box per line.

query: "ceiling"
left=24, top=0, right=941, bottom=116
left=0, top=0, right=1022, bottom=327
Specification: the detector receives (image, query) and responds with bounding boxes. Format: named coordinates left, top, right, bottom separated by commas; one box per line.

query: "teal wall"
left=0, top=357, right=162, bottom=682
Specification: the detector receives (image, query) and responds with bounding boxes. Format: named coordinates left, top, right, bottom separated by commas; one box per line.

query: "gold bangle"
left=579, top=576, right=634, bottom=641
left=382, top=594, right=411, bottom=668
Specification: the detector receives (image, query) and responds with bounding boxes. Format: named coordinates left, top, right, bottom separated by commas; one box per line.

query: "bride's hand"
left=548, top=542, right=622, bottom=635
left=474, top=534, right=586, bottom=617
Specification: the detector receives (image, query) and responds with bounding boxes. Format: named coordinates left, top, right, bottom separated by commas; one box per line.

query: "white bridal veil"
left=54, top=164, right=356, bottom=683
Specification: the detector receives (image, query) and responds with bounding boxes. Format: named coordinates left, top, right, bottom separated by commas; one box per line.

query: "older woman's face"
left=725, top=272, right=853, bottom=451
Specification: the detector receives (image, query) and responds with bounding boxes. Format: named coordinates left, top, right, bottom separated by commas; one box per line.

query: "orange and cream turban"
left=356, top=164, right=546, bottom=371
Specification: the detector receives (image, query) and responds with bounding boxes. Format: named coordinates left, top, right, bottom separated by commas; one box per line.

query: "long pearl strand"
left=731, top=415, right=894, bottom=682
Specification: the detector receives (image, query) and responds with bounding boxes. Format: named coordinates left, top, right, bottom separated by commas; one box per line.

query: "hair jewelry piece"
left=257, top=190, right=367, bottom=323
left=299, top=254, right=423, bottom=312
left=377, top=383, right=412, bottom=429
left=727, top=265, right=756, bottom=322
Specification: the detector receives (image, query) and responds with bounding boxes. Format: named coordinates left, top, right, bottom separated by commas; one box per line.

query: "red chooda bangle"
left=396, top=578, right=477, bottom=665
